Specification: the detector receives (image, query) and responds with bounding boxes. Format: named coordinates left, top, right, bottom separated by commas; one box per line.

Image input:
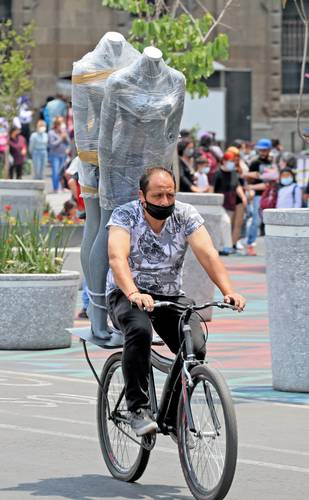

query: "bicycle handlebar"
left=152, top=300, right=238, bottom=311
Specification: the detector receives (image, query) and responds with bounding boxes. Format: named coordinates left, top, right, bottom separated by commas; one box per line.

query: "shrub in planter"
left=0, top=206, right=79, bottom=349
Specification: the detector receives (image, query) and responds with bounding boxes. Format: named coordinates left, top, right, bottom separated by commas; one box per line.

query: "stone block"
left=264, top=209, right=309, bottom=392
left=0, top=271, right=80, bottom=350
left=0, top=180, right=45, bottom=222
left=176, top=193, right=224, bottom=320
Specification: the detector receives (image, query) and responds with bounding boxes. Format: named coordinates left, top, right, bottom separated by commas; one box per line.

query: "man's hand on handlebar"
left=130, top=292, right=154, bottom=312
left=224, top=292, right=246, bottom=312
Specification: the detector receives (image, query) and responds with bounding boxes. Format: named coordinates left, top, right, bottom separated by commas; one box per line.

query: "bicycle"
left=78, top=300, right=239, bottom=500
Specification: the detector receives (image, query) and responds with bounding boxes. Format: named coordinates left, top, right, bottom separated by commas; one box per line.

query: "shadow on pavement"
left=0, top=474, right=191, bottom=499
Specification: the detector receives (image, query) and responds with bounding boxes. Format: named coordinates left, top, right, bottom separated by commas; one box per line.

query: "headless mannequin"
left=72, top=32, right=140, bottom=339
left=89, top=47, right=185, bottom=338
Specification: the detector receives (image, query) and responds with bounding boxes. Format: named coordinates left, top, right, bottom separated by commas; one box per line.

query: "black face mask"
left=144, top=200, right=175, bottom=220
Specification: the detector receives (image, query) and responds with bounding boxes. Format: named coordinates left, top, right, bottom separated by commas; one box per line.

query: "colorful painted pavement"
left=1, top=251, right=308, bottom=406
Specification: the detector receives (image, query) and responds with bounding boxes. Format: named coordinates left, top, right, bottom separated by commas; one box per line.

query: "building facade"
left=5, top=0, right=309, bottom=151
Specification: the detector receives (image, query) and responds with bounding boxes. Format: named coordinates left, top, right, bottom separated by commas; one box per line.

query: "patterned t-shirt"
left=106, top=200, right=204, bottom=296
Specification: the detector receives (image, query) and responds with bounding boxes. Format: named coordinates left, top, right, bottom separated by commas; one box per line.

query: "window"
left=0, top=0, right=11, bottom=20
left=281, top=2, right=309, bottom=94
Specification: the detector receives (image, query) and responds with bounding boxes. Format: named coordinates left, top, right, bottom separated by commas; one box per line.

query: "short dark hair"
left=139, top=167, right=176, bottom=195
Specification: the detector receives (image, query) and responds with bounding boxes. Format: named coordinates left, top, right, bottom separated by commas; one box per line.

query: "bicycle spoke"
left=182, top=375, right=227, bottom=492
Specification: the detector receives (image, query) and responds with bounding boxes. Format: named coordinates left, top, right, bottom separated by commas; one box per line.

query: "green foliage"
left=102, top=1, right=229, bottom=97
left=0, top=20, right=35, bottom=125
left=0, top=208, right=74, bottom=274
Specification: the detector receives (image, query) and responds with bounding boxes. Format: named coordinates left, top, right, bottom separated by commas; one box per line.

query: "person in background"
left=270, top=139, right=283, bottom=165
left=77, top=280, right=90, bottom=320
left=276, top=168, right=303, bottom=209
left=63, top=157, right=85, bottom=217
left=40, top=96, right=55, bottom=130
left=226, top=146, right=248, bottom=251
left=244, top=138, right=272, bottom=256
left=194, top=155, right=210, bottom=192
left=179, top=129, right=192, bottom=141
left=178, top=140, right=203, bottom=193
left=278, top=151, right=296, bottom=171
left=56, top=199, right=78, bottom=221
left=212, top=150, right=247, bottom=255
left=304, top=180, right=309, bottom=207
left=48, top=117, right=71, bottom=193
left=8, top=126, right=27, bottom=179
left=18, top=96, right=33, bottom=145
left=29, top=120, right=48, bottom=180
left=198, top=133, right=219, bottom=185
left=46, top=94, right=68, bottom=131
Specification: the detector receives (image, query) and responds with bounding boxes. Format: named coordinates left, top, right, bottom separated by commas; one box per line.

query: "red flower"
left=4, top=204, right=12, bottom=212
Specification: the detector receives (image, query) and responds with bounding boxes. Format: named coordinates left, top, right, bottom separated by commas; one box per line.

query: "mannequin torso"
left=98, top=51, right=186, bottom=209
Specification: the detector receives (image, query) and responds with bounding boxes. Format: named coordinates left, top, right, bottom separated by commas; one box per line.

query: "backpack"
left=260, top=182, right=278, bottom=210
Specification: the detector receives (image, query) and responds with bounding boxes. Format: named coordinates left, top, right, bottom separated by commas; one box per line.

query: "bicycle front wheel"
left=177, top=365, right=238, bottom=500
left=97, top=352, right=151, bottom=482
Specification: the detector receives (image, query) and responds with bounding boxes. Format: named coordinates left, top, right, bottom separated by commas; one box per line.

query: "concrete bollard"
left=176, top=193, right=224, bottom=320
left=264, top=208, right=309, bottom=392
left=0, top=271, right=80, bottom=350
left=0, top=180, right=45, bottom=222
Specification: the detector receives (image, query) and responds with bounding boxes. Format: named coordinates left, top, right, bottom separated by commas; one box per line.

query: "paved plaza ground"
left=0, top=233, right=309, bottom=499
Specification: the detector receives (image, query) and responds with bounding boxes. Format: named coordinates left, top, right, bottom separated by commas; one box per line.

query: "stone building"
left=3, top=0, right=309, bottom=150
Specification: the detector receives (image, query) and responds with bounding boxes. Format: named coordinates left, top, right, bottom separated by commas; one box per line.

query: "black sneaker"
left=130, top=408, right=158, bottom=436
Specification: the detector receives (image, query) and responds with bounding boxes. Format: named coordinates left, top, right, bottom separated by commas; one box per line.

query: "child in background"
left=276, top=168, right=302, bottom=209
left=57, top=200, right=78, bottom=222
left=194, top=156, right=210, bottom=192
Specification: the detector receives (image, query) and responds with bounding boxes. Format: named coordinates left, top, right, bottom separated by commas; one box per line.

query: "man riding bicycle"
left=106, top=167, right=246, bottom=436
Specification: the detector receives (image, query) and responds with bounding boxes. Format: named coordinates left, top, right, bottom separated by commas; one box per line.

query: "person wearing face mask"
left=194, top=156, right=210, bottom=192
left=48, top=117, right=71, bottom=192
left=276, top=168, right=302, bottom=208
left=212, top=151, right=247, bottom=255
left=178, top=140, right=203, bottom=193
left=29, top=120, right=48, bottom=180
left=106, top=167, right=246, bottom=436
left=244, top=138, right=272, bottom=256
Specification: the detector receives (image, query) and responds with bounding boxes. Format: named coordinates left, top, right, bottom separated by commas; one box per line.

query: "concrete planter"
left=0, top=270, right=80, bottom=350
left=0, top=180, right=45, bottom=222
left=264, top=209, right=309, bottom=392
left=176, top=193, right=224, bottom=320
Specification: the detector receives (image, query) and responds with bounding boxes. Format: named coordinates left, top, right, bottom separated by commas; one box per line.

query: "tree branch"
left=178, top=0, right=204, bottom=42
left=203, top=0, right=234, bottom=44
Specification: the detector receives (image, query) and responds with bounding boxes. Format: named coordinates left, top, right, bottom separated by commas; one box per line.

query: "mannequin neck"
left=110, top=40, right=123, bottom=58
left=139, top=53, right=163, bottom=78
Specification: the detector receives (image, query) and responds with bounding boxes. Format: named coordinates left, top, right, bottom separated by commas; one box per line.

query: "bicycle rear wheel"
left=177, top=365, right=238, bottom=500
left=97, top=352, right=151, bottom=482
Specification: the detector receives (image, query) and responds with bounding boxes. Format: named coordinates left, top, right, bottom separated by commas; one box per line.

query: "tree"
left=0, top=20, right=35, bottom=126
left=102, top=0, right=233, bottom=97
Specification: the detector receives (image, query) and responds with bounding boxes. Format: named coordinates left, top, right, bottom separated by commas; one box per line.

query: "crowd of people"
left=0, top=95, right=85, bottom=219
left=2, top=95, right=309, bottom=259
left=177, top=131, right=309, bottom=256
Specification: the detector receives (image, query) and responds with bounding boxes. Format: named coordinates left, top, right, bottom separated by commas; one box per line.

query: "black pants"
left=107, top=290, right=206, bottom=412
left=9, top=163, right=23, bottom=179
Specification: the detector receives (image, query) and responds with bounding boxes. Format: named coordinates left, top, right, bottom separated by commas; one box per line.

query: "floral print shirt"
left=106, top=200, right=203, bottom=296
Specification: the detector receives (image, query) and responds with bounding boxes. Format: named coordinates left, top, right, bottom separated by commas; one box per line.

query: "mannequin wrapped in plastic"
left=98, top=47, right=186, bottom=209
left=89, top=47, right=185, bottom=341
left=71, top=32, right=140, bottom=339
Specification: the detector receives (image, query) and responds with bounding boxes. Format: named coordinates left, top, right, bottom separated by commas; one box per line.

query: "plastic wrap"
left=71, top=33, right=140, bottom=197
left=98, top=53, right=186, bottom=209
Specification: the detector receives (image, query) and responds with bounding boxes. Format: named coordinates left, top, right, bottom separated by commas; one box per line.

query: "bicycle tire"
left=177, top=364, right=238, bottom=500
left=97, top=351, right=151, bottom=482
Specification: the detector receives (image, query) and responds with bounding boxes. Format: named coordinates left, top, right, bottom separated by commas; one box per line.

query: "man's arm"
left=108, top=226, right=154, bottom=311
left=187, top=225, right=246, bottom=311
